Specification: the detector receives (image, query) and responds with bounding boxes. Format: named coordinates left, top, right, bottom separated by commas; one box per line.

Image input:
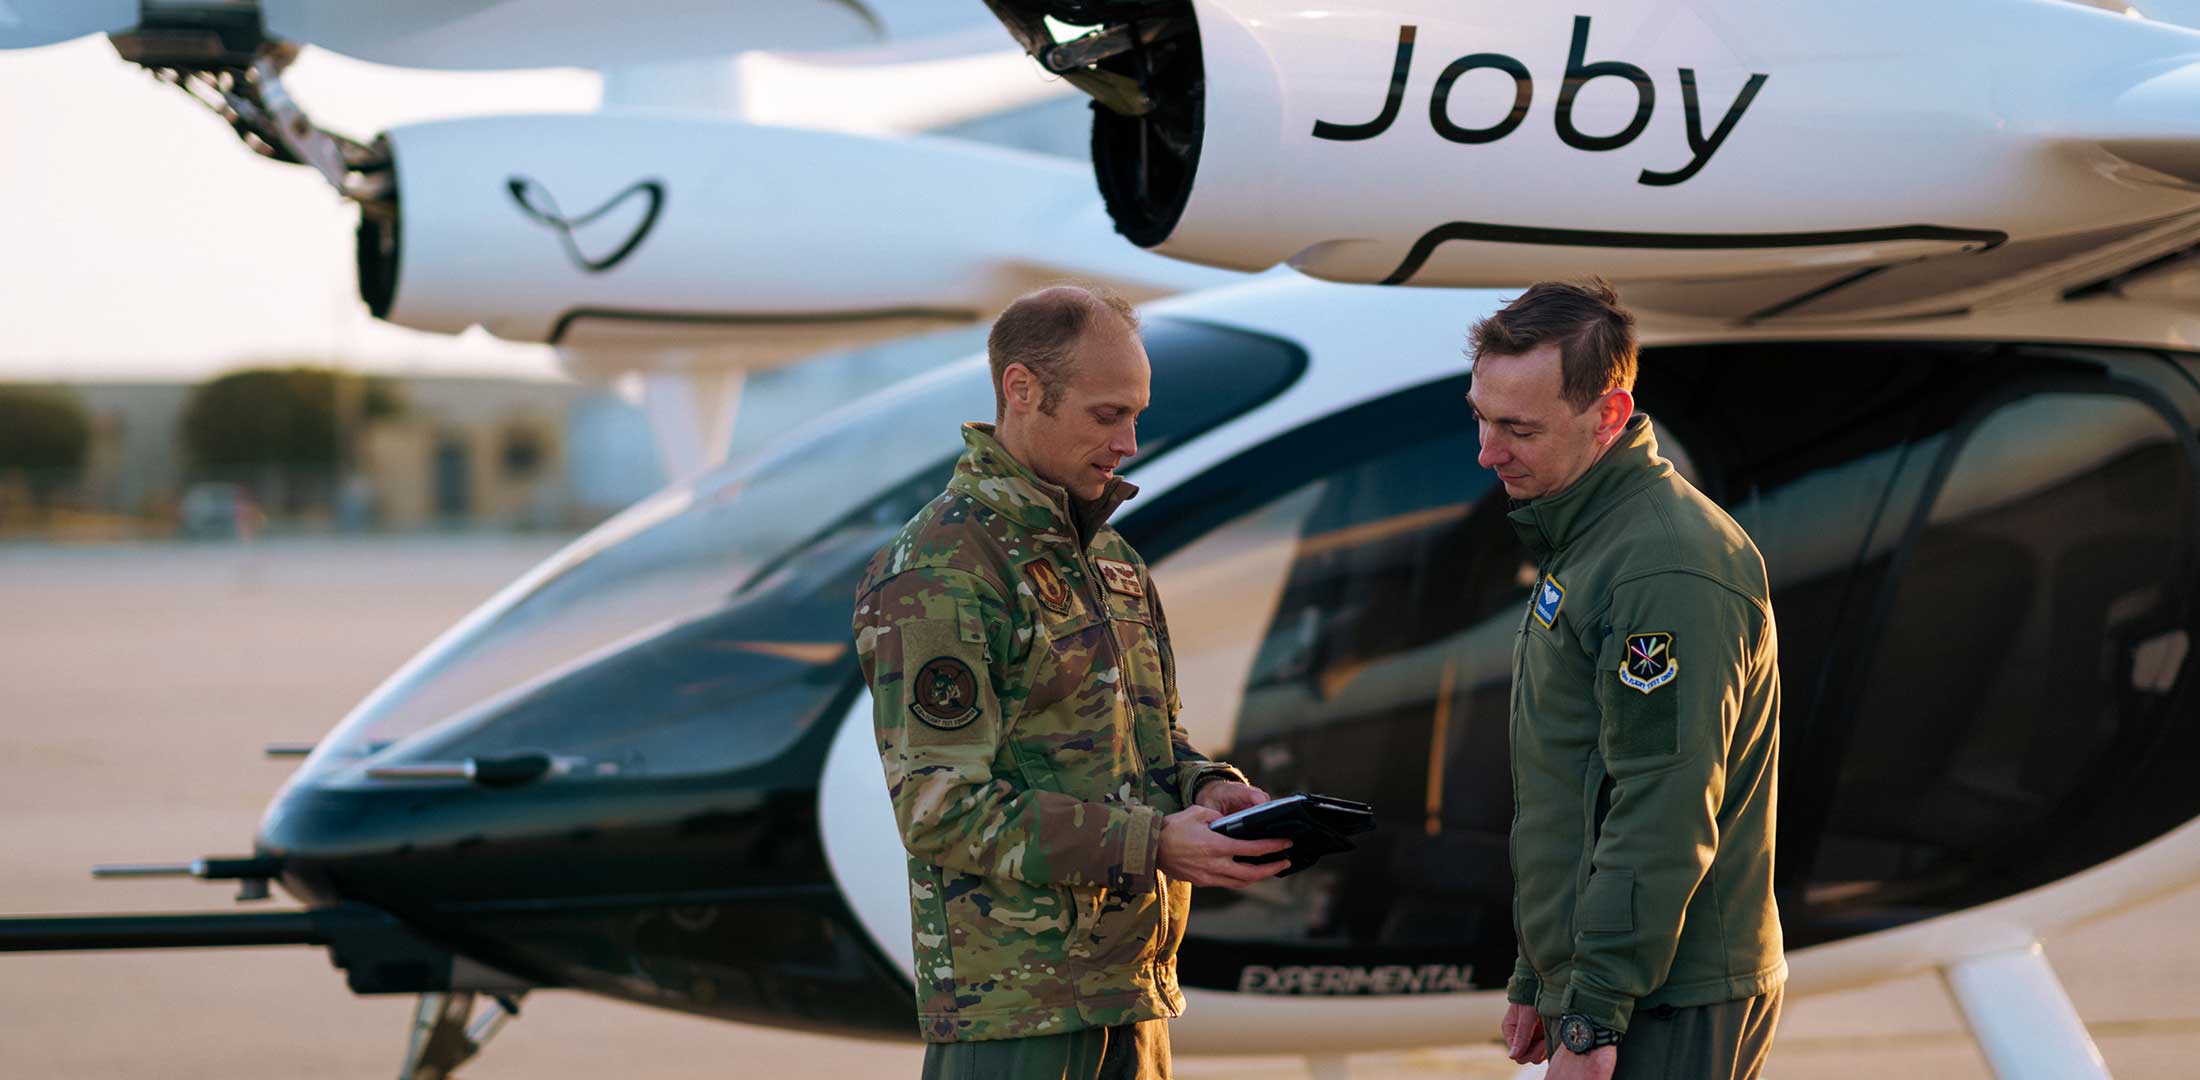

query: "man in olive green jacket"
left=853, top=285, right=1290, bottom=1080
left=1467, top=280, right=1785, bottom=1080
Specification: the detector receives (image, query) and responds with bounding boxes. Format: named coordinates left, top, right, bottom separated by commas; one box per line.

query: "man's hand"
left=1194, top=780, right=1271, bottom=816
left=1501, top=1003, right=1548, bottom=1065
left=1156, top=805, right=1291, bottom=888
left=1547, top=1044, right=1616, bottom=1080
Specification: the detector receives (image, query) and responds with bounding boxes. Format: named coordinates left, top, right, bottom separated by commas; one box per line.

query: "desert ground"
left=2, top=537, right=2195, bottom=1078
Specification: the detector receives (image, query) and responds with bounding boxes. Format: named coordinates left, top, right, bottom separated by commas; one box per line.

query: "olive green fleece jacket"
left=1504, top=414, right=1786, bottom=1034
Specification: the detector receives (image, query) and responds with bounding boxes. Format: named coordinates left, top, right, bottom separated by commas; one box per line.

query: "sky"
left=0, top=36, right=598, bottom=382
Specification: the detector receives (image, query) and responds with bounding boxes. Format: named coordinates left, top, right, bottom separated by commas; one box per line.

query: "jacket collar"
left=1507, top=414, right=1670, bottom=560
left=949, top=422, right=1137, bottom=545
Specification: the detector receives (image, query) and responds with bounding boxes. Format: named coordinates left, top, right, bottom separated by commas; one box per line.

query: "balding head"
left=988, top=284, right=1150, bottom=501
left=987, top=284, right=1141, bottom=418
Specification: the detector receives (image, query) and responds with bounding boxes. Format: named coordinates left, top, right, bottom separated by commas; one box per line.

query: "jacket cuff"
left=1113, top=804, right=1166, bottom=893
left=1560, top=979, right=1637, bottom=1034
left=1506, top=957, right=1541, bottom=1006
left=1178, top=761, right=1250, bottom=808
left=1506, top=975, right=1541, bottom=1007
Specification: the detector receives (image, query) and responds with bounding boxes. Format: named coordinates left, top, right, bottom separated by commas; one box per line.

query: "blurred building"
left=9, top=321, right=993, bottom=538
left=39, top=376, right=664, bottom=534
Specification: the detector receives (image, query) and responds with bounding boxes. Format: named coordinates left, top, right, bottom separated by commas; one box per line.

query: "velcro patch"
left=1618, top=632, right=1677, bottom=694
left=910, top=656, right=982, bottom=729
left=1532, top=575, right=1565, bottom=628
left=1094, top=557, right=1144, bottom=597
left=1021, top=557, right=1075, bottom=616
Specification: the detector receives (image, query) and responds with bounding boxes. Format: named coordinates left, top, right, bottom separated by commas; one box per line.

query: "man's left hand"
left=1195, top=781, right=1271, bottom=815
left=1547, top=1044, right=1616, bottom=1080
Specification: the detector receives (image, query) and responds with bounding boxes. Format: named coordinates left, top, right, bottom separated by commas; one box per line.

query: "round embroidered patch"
left=910, top=656, right=982, bottom=729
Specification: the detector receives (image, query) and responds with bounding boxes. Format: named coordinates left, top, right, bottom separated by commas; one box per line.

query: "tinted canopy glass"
left=299, top=317, right=1303, bottom=785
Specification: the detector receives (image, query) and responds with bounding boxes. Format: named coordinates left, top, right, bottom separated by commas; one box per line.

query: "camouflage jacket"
left=852, top=422, right=1246, bottom=1043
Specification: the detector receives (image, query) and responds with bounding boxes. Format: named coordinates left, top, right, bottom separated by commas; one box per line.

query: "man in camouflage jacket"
left=853, top=286, right=1288, bottom=1079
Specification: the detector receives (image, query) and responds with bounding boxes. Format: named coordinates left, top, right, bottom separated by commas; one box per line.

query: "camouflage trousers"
left=919, top=1020, right=1171, bottom=1080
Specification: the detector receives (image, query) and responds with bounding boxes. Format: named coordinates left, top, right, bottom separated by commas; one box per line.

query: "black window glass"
left=314, top=318, right=1303, bottom=783
left=1806, top=387, right=2200, bottom=928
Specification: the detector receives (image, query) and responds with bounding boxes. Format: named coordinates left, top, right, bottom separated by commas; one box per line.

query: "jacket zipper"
left=1509, top=561, right=1540, bottom=978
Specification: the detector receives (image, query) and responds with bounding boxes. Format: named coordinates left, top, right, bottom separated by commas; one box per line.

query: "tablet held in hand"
left=1208, top=793, right=1376, bottom=876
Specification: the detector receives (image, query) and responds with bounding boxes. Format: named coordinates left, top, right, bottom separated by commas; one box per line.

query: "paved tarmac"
left=1, top=537, right=2194, bottom=1078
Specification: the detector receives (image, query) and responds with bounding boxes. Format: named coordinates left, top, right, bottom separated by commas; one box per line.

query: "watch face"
left=1560, top=1015, right=1594, bottom=1053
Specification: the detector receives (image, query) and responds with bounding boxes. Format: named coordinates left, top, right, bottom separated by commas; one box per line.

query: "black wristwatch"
left=1556, top=1013, right=1622, bottom=1054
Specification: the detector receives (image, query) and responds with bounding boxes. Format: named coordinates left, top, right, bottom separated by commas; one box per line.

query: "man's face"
left=1016, top=319, right=1150, bottom=501
left=1466, top=343, right=1611, bottom=501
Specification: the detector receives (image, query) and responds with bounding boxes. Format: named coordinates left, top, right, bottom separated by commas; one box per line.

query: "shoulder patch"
left=1618, top=631, right=1677, bottom=693
left=1020, top=556, right=1075, bottom=616
left=910, top=656, right=982, bottom=729
left=1532, top=575, right=1566, bottom=629
left=1094, top=557, right=1144, bottom=597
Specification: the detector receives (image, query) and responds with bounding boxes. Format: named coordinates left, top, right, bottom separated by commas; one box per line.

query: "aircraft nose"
left=257, top=678, right=914, bottom=1039
left=257, top=607, right=919, bottom=1038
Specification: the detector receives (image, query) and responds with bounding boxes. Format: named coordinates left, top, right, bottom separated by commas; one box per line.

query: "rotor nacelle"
left=360, top=113, right=1233, bottom=359
left=1003, top=0, right=2200, bottom=320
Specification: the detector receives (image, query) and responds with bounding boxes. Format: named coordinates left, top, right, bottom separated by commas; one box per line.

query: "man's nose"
left=1478, top=439, right=1506, bottom=470
left=1111, top=425, right=1138, bottom=459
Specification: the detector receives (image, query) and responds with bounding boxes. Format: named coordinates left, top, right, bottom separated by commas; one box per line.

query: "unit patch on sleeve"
left=1021, top=557, right=1075, bottom=616
left=1532, top=575, right=1566, bottom=628
left=1094, top=557, right=1145, bottom=597
left=910, top=656, right=982, bottom=729
left=1618, top=631, right=1677, bottom=693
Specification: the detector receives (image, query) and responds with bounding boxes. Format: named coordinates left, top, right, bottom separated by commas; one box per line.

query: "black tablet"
left=1208, top=793, right=1376, bottom=876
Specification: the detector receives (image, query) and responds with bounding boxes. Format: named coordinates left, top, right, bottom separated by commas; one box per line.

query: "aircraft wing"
left=0, top=0, right=996, bottom=68
left=258, top=0, right=993, bottom=71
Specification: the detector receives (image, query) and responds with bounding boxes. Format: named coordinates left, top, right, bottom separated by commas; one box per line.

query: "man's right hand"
left=1156, top=805, right=1292, bottom=888
left=1502, top=1003, right=1549, bottom=1064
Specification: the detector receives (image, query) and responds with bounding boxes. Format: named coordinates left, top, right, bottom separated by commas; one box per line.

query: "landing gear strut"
left=1942, top=943, right=2111, bottom=1079
left=399, top=991, right=523, bottom=1080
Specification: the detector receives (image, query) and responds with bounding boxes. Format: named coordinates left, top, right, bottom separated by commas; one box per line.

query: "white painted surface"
left=1943, top=945, right=2113, bottom=1080
left=379, top=116, right=1238, bottom=346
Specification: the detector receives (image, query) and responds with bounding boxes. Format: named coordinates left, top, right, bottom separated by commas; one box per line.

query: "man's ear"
left=1598, top=389, right=1636, bottom=443
left=1001, top=363, right=1037, bottom=416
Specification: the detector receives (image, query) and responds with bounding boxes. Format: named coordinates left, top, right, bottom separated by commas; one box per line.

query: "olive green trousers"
left=919, top=1020, right=1171, bottom=1080
left=1552, top=986, right=1783, bottom=1080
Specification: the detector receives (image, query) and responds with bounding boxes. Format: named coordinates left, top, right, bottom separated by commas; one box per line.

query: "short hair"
left=1467, top=277, right=1638, bottom=412
left=988, top=284, right=1141, bottom=417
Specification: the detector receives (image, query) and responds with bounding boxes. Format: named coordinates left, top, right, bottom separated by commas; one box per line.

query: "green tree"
left=181, top=367, right=402, bottom=468
left=0, top=385, right=91, bottom=474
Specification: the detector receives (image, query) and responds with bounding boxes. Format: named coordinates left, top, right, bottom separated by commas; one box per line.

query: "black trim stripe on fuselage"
left=547, top=305, right=978, bottom=345
left=1378, top=221, right=2009, bottom=286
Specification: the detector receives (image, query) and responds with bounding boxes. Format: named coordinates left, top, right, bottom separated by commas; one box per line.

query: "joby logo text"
left=1311, top=16, right=1769, bottom=187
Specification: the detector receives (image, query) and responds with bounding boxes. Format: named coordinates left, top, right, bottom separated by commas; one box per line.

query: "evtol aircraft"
left=7, top=1, right=2200, bottom=1079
